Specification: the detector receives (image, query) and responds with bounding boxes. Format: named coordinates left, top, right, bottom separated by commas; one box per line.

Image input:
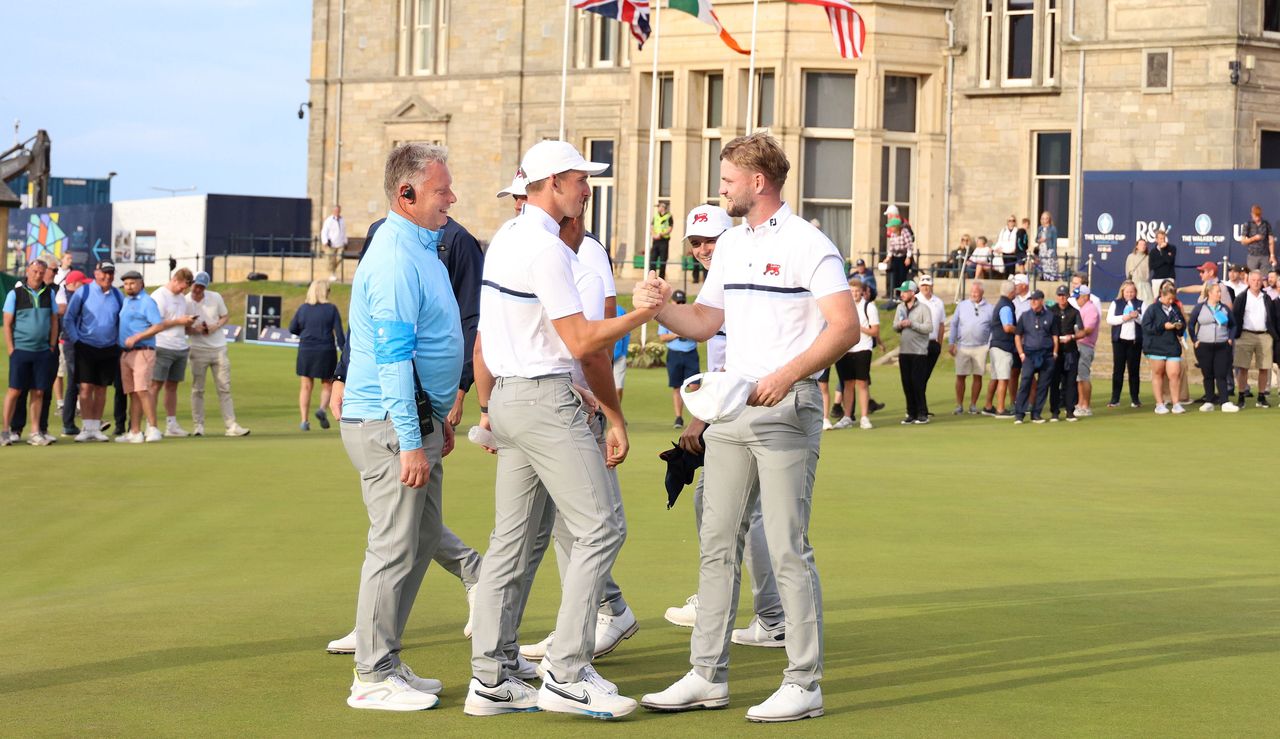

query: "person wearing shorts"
left=983, top=280, right=1018, bottom=417
left=151, top=268, right=196, bottom=437
left=832, top=280, right=878, bottom=429
left=2, top=259, right=59, bottom=446
left=116, top=270, right=194, bottom=442
left=949, top=280, right=992, bottom=415
left=1231, top=270, right=1278, bottom=408
left=62, top=260, right=125, bottom=442
left=659, top=290, right=700, bottom=429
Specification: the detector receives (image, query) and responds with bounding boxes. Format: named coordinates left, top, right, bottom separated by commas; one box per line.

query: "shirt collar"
left=520, top=203, right=561, bottom=236
left=746, top=203, right=792, bottom=236
left=385, top=211, right=443, bottom=258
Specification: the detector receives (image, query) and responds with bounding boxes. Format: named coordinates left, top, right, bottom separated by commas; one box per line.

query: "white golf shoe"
left=731, top=617, right=786, bottom=648
left=640, top=670, right=729, bottom=712
left=538, top=667, right=636, bottom=719
left=393, top=663, right=442, bottom=694
left=463, top=676, right=540, bottom=716
left=745, top=683, right=823, bottom=723
left=326, top=628, right=356, bottom=654
left=664, top=594, right=698, bottom=628
left=519, top=631, right=554, bottom=660
left=594, top=607, right=638, bottom=657
left=346, top=670, right=439, bottom=712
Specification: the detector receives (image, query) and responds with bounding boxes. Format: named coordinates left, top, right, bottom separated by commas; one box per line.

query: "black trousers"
left=1194, top=341, right=1232, bottom=404
left=649, top=238, right=669, bottom=277
left=888, top=256, right=909, bottom=298
left=1015, top=350, right=1056, bottom=419
left=899, top=353, right=929, bottom=421
left=1110, top=339, right=1142, bottom=404
left=923, top=340, right=941, bottom=414
left=1050, top=352, right=1079, bottom=417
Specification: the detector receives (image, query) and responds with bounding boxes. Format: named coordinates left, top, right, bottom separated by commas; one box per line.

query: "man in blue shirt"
left=115, top=271, right=194, bottom=443
left=63, top=261, right=126, bottom=442
left=339, top=142, right=463, bottom=712
left=2, top=259, right=59, bottom=446
left=659, top=290, right=700, bottom=429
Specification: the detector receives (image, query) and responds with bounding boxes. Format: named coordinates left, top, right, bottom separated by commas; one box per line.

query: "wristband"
left=479, top=405, right=489, bottom=413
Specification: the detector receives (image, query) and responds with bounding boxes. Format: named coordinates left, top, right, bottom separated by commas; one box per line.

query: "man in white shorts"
left=950, top=280, right=992, bottom=414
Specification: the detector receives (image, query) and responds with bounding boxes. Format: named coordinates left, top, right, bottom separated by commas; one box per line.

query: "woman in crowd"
left=1188, top=281, right=1238, bottom=412
left=289, top=280, right=344, bottom=431
left=1148, top=230, right=1178, bottom=300
left=969, top=235, right=992, bottom=279
left=993, top=215, right=1019, bottom=277
left=833, top=280, right=878, bottom=429
left=1036, top=211, right=1059, bottom=280
left=1106, top=280, right=1144, bottom=408
left=1141, top=281, right=1186, bottom=414
left=1126, top=239, right=1153, bottom=303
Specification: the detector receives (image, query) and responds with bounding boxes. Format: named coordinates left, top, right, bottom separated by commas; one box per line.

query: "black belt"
left=1243, top=330, right=1267, bottom=334
left=123, top=346, right=156, bottom=352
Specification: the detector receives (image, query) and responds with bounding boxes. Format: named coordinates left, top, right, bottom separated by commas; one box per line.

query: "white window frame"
left=1142, top=48, right=1173, bottom=94
left=584, top=138, right=616, bottom=252
left=1266, top=0, right=1280, bottom=37
left=576, top=13, right=630, bottom=69
left=981, top=0, right=995, bottom=87
left=1002, top=0, right=1035, bottom=87
left=878, top=144, right=916, bottom=259
left=703, top=72, right=725, bottom=200
left=1043, top=0, right=1058, bottom=85
left=399, top=0, right=449, bottom=76
left=980, top=0, right=1064, bottom=90
left=801, top=71, right=857, bottom=257
left=654, top=72, right=675, bottom=200
left=753, top=69, right=776, bottom=131
left=1033, top=131, right=1072, bottom=238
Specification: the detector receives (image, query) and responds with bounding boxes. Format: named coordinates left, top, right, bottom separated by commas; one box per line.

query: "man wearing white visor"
left=664, top=204, right=787, bottom=652
left=637, top=133, right=858, bottom=723
left=466, top=140, right=657, bottom=719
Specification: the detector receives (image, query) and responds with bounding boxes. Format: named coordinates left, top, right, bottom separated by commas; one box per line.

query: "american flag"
left=575, top=1, right=652, bottom=49
left=789, top=1, right=867, bottom=59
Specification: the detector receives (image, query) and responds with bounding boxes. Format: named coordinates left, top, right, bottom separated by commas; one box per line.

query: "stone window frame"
left=702, top=71, right=726, bottom=201
left=654, top=72, right=676, bottom=199
left=1032, top=131, right=1072, bottom=239
left=1264, top=0, right=1280, bottom=36
left=397, top=0, right=449, bottom=77
left=977, top=0, right=1059, bottom=91
left=800, top=70, right=858, bottom=257
left=1142, top=48, right=1173, bottom=94
left=575, top=12, right=631, bottom=69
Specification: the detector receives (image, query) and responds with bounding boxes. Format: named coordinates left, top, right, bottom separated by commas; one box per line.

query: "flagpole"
left=559, top=0, right=572, bottom=139
left=640, top=1, right=663, bottom=348
left=745, top=0, right=760, bottom=134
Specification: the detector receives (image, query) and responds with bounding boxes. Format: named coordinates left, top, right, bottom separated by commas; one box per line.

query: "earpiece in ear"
left=403, top=185, right=416, bottom=203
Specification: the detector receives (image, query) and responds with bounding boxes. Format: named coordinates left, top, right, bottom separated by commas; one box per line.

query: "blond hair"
left=172, top=267, right=194, bottom=283
left=720, top=132, right=790, bottom=188
left=305, top=280, right=330, bottom=305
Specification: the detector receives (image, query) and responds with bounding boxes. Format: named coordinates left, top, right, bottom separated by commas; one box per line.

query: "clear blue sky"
left=1, top=1, right=311, bottom=202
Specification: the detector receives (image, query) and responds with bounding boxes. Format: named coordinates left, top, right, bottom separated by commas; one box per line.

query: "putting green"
left=2, top=338, right=1277, bottom=736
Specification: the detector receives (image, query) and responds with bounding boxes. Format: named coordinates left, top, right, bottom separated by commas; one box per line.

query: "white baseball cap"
left=1012, top=274, right=1029, bottom=285
left=918, top=274, right=934, bottom=286
left=679, top=371, right=754, bottom=424
left=883, top=204, right=900, bottom=217
left=518, top=140, right=608, bottom=183
left=496, top=170, right=528, bottom=199
left=685, top=205, right=733, bottom=240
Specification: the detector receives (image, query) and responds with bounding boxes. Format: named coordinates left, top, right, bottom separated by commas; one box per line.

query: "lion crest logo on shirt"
left=763, top=263, right=781, bottom=277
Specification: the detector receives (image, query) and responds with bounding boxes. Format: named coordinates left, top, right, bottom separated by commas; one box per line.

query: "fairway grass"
left=2, top=343, right=1278, bottom=737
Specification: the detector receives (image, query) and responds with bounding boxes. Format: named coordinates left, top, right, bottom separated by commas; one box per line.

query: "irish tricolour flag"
left=669, top=0, right=750, bottom=55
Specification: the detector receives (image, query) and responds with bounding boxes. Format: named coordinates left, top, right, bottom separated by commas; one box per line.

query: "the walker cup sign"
left=1082, top=170, right=1280, bottom=299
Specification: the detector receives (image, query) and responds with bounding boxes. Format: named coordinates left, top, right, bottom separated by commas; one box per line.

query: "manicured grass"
left=2, top=341, right=1278, bottom=737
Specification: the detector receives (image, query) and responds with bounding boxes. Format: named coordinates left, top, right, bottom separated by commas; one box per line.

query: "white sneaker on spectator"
left=519, top=631, right=554, bottom=660
left=89, top=429, right=111, bottom=442
left=74, top=429, right=94, bottom=443
left=1171, top=403, right=1186, bottom=414
left=393, top=662, right=443, bottom=694
left=464, top=676, right=540, bottom=716
left=115, top=431, right=144, bottom=444
left=538, top=666, right=636, bottom=718
left=640, top=670, right=729, bottom=712
left=347, top=670, right=438, bottom=712
left=731, top=617, right=786, bottom=648
left=664, top=594, right=698, bottom=628
left=326, top=628, right=356, bottom=654
left=1154, top=404, right=1169, bottom=415
left=27, top=433, right=52, bottom=446
left=860, top=416, right=873, bottom=430
left=0, top=431, right=13, bottom=446
left=463, top=586, right=477, bottom=638
left=1222, top=401, right=1241, bottom=413
left=821, top=418, right=833, bottom=431
left=1200, top=402, right=1215, bottom=412
left=594, top=607, right=638, bottom=657
left=969, top=404, right=980, bottom=414
left=144, top=426, right=164, bottom=442
left=192, top=423, right=204, bottom=437
left=164, top=421, right=189, bottom=437
left=225, top=424, right=251, bottom=437
left=746, top=682, right=824, bottom=723
left=832, top=416, right=855, bottom=429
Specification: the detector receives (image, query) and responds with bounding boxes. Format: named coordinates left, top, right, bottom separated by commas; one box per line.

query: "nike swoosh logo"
left=546, top=684, right=590, bottom=705
left=474, top=689, right=513, bottom=703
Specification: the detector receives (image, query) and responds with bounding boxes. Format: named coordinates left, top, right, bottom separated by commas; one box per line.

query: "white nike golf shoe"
left=463, top=676, right=540, bottom=716
left=393, top=662, right=442, bottom=694
left=538, top=667, right=636, bottom=719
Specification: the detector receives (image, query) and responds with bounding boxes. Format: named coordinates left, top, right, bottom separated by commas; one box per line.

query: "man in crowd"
left=850, top=258, right=877, bottom=301
left=1068, top=277, right=1102, bottom=417
left=10, top=257, right=62, bottom=442
left=983, top=280, right=1018, bottom=418
left=1232, top=269, right=1278, bottom=409
left=918, top=274, right=946, bottom=416
left=659, top=290, right=699, bottom=430
left=893, top=280, right=933, bottom=425
left=1241, top=204, right=1275, bottom=274
left=467, top=140, right=653, bottom=719
left=2, top=258, right=58, bottom=446
left=57, top=269, right=92, bottom=436
left=1149, top=229, right=1177, bottom=298
left=339, top=143, right=463, bottom=711
left=321, top=204, right=348, bottom=281
left=1048, top=285, right=1086, bottom=422
left=64, top=261, right=124, bottom=442
left=151, top=268, right=197, bottom=437
left=1013, top=289, right=1058, bottom=424
left=651, top=201, right=674, bottom=279
left=949, top=280, right=992, bottom=415
left=115, top=271, right=194, bottom=443
left=882, top=218, right=915, bottom=301
left=186, top=272, right=250, bottom=437
left=638, top=132, right=856, bottom=723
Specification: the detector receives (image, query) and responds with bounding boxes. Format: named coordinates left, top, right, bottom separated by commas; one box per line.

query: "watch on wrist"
left=479, top=405, right=489, bottom=414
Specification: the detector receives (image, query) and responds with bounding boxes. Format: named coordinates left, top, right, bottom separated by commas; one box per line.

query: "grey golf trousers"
left=515, top=410, right=628, bottom=631
left=341, top=416, right=445, bottom=681
left=691, top=381, right=824, bottom=688
left=434, top=526, right=482, bottom=590
left=692, top=470, right=784, bottom=629
left=471, top=376, right=623, bottom=685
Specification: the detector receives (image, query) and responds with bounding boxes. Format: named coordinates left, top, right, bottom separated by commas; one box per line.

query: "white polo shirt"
left=696, top=203, right=850, bottom=382
left=707, top=329, right=727, bottom=372
left=1243, top=290, right=1269, bottom=332
left=479, top=204, right=584, bottom=378
left=850, top=298, right=879, bottom=353
left=569, top=254, right=605, bottom=387
left=578, top=233, right=616, bottom=299
left=152, top=285, right=194, bottom=351
left=188, top=290, right=229, bottom=350
left=921, top=292, right=946, bottom=342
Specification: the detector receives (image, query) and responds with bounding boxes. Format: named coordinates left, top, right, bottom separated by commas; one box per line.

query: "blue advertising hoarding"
left=4, top=203, right=113, bottom=271
left=1082, top=170, right=1280, bottom=299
